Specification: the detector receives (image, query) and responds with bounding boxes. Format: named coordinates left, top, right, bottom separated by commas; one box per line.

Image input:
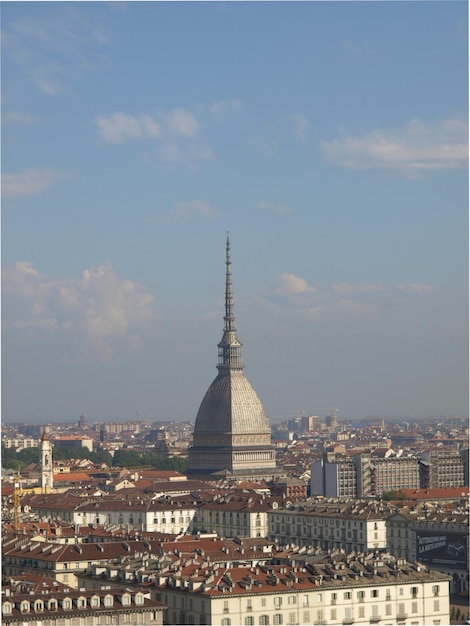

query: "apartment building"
left=420, top=451, right=465, bottom=488
left=267, top=500, right=391, bottom=552
left=193, top=494, right=282, bottom=539
left=2, top=583, right=165, bottom=626
left=2, top=539, right=164, bottom=588
left=310, top=458, right=356, bottom=498
left=387, top=509, right=469, bottom=594
left=153, top=552, right=450, bottom=625
left=73, top=495, right=199, bottom=534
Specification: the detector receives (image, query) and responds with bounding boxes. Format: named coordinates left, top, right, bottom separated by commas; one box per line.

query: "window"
left=316, top=609, right=324, bottom=622
left=386, top=604, right=392, bottom=616
left=274, top=615, right=283, bottom=625
left=344, top=591, right=351, bottom=600
left=358, top=607, right=365, bottom=618
left=357, top=590, right=365, bottom=602
left=434, top=600, right=440, bottom=612
left=432, top=585, right=440, bottom=597
left=261, top=598, right=267, bottom=607
left=63, top=599, right=71, bottom=609
left=303, top=611, right=310, bottom=623
left=3, top=604, right=11, bottom=615
left=411, top=586, right=418, bottom=598
left=222, top=620, right=231, bottom=626
left=371, top=589, right=379, bottom=598
left=135, top=594, right=144, bottom=606
left=330, top=609, right=337, bottom=620
left=372, top=605, right=379, bottom=617
left=288, top=596, right=296, bottom=605
left=260, top=616, right=269, bottom=625
left=288, top=613, right=296, bottom=625
left=21, top=602, right=30, bottom=613
left=398, top=603, right=405, bottom=616
left=303, top=594, right=309, bottom=606
left=91, top=597, right=99, bottom=608
left=245, top=618, right=254, bottom=626
left=274, top=597, right=282, bottom=609
left=122, top=595, right=131, bottom=606
left=247, top=601, right=252, bottom=612
left=331, top=593, right=337, bottom=605
left=412, top=601, right=418, bottom=614
left=224, top=601, right=229, bottom=614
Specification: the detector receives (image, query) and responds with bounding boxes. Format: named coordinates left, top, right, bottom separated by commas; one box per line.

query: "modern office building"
left=187, top=237, right=277, bottom=481
left=420, top=451, right=465, bottom=488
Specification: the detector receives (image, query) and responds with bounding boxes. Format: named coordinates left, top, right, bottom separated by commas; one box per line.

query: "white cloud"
left=322, top=117, right=468, bottom=177
left=257, top=200, right=293, bottom=216
left=397, top=282, right=434, bottom=294
left=4, top=111, right=39, bottom=126
left=266, top=276, right=434, bottom=323
left=2, top=169, right=60, bottom=198
left=96, top=107, right=211, bottom=167
left=96, top=112, right=160, bottom=143
left=332, top=282, right=387, bottom=295
left=288, top=113, right=309, bottom=141
left=3, top=6, right=114, bottom=94
left=274, top=273, right=317, bottom=296
left=155, top=199, right=219, bottom=224
left=2, top=261, right=156, bottom=359
left=210, top=99, right=243, bottom=120
left=166, top=108, right=200, bottom=137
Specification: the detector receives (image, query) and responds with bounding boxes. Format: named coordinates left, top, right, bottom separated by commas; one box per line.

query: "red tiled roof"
left=401, top=487, right=469, bottom=500
left=52, top=472, right=92, bottom=482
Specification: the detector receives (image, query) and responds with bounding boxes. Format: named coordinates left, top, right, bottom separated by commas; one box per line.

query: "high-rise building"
left=40, top=426, right=53, bottom=493
left=187, top=236, right=278, bottom=480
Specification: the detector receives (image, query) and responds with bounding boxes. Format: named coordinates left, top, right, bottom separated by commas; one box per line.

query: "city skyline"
left=2, top=1, right=468, bottom=424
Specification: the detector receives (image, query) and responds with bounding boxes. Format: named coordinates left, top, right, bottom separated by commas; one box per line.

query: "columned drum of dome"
left=187, top=236, right=278, bottom=480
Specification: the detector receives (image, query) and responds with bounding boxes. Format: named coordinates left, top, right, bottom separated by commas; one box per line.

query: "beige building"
left=152, top=553, right=450, bottom=625
left=2, top=539, right=164, bottom=588
left=2, top=584, right=165, bottom=626
left=193, top=494, right=281, bottom=539
left=268, top=500, right=391, bottom=553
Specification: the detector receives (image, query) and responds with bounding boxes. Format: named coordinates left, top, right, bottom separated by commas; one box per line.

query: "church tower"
left=188, top=236, right=278, bottom=480
left=40, top=426, right=53, bottom=493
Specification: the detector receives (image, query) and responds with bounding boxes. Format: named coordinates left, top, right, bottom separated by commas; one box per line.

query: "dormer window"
left=104, top=595, right=113, bottom=607
left=3, top=603, right=12, bottom=615
left=34, top=600, right=44, bottom=611
left=135, top=593, right=144, bottom=605
left=63, top=598, right=72, bottom=610
left=91, top=596, right=100, bottom=608
left=77, top=597, right=86, bottom=608
left=121, top=594, right=131, bottom=606
left=21, top=601, right=30, bottom=613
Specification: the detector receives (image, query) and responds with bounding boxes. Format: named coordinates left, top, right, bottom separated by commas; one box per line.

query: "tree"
left=381, top=490, right=408, bottom=501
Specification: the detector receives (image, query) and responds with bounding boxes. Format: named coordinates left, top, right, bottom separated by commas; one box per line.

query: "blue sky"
left=2, top=1, right=468, bottom=424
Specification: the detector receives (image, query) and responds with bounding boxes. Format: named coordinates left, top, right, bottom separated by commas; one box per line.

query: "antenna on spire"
left=218, top=234, right=243, bottom=372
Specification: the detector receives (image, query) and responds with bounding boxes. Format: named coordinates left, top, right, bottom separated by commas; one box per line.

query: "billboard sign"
left=417, top=531, right=467, bottom=570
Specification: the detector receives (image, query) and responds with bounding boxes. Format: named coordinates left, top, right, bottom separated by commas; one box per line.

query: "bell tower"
left=40, top=426, right=53, bottom=493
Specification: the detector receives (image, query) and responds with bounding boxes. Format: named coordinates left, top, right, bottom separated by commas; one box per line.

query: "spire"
left=217, top=234, right=243, bottom=373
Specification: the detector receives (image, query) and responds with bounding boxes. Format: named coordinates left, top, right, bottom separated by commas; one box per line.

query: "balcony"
left=396, top=614, right=408, bottom=621
left=369, top=618, right=382, bottom=623
left=343, top=619, right=354, bottom=625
